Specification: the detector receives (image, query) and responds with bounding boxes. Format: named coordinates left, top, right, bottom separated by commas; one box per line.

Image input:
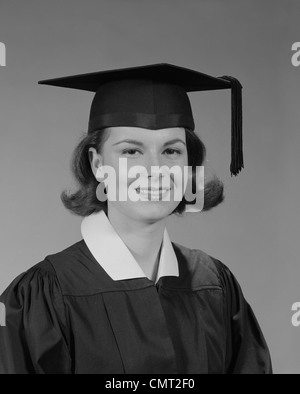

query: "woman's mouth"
left=135, top=187, right=171, bottom=200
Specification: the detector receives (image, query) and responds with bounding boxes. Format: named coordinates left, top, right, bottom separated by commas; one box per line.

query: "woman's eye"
left=164, top=148, right=182, bottom=156
left=121, top=148, right=182, bottom=156
left=122, top=149, right=141, bottom=156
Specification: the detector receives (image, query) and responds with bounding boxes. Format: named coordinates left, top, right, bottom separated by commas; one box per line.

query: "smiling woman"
left=61, top=125, right=223, bottom=217
left=0, top=63, right=272, bottom=374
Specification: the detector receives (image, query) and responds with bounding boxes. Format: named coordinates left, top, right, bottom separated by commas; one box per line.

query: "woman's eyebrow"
left=113, top=138, right=186, bottom=147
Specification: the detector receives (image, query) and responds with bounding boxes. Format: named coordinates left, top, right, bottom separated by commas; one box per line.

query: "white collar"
left=81, top=210, right=179, bottom=283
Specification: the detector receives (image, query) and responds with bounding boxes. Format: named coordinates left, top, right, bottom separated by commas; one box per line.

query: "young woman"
left=0, top=64, right=272, bottom=374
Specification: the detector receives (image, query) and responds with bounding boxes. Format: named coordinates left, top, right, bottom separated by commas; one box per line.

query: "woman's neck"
left=107, top=206, right=167, bottom=281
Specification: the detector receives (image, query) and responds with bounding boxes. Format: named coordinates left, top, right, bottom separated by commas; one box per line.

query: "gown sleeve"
left=214, top=259, right=273, bottom=374
left=0, top=261, right=72, bottom=374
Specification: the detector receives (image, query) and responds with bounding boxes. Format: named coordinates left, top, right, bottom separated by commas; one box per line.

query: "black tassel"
left=219, top=75, right=244, bottom=176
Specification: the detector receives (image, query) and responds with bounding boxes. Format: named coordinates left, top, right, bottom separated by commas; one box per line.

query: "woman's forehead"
left=106, top=126, right=186, bottom=144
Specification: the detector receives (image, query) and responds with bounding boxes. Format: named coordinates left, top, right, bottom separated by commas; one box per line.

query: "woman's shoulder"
left=1, top=240, right=89, bottom=299
left=171, top=241, right=235, bottom=290
left=0, top=258, right=61, bottom=304
left=41, top=239, right=104, bottom=295
left=25, top=240, right=88, bottom=279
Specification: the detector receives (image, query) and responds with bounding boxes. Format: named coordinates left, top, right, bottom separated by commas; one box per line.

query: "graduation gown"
left=0, top=238, right=272, bottom=374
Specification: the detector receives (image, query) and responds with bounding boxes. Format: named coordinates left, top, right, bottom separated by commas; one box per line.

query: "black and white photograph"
left=0, top=0, right=299, bottom=376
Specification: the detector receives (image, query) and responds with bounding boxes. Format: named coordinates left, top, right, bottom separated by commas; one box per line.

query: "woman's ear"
left=88, top=147, right=103, bottom=179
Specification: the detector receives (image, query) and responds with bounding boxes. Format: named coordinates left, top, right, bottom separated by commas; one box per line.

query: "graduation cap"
left=39, top=63, right=243, bottom=176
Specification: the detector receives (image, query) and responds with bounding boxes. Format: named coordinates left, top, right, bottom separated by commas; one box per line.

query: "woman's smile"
left=135, top=187, right=172, bottom=201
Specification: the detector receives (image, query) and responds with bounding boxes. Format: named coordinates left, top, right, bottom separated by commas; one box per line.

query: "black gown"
left=0, top=240, right=272, bottom=374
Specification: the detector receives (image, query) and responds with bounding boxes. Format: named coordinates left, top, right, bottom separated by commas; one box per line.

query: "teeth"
left=135, top=188, right=170, bottom=200
left=136, top=188, right=169, bottom=194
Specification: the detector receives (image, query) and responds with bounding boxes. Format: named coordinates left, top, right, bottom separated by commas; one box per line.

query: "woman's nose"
left=143, top=153, right=170, bottom=187
left=143, top=151, right=164, bottom=173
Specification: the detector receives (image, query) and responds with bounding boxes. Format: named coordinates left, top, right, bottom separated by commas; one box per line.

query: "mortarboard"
left=39, top=63, right=243, bottom=176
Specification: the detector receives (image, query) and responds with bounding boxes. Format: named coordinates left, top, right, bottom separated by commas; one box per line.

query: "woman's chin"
left=111, top=200, right=179, bottom=221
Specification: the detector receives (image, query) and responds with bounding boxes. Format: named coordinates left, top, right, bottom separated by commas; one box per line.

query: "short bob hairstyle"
left=61, top=128, right=224, bottom=217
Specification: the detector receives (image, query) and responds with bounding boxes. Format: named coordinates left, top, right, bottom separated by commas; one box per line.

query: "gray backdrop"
left=0, top=0, right=299, bottom=374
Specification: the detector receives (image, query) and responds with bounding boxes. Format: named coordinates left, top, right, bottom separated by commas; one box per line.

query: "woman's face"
left=90, top=126, right=188, bottom=223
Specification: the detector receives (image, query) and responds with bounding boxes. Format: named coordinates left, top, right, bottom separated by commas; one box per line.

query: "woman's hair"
left=61, top=128, right=224, bottom=217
